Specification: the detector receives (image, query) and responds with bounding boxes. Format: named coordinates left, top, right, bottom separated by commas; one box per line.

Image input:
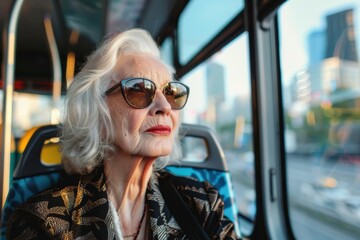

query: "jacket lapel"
left=71, top=167, right=116, bottom=240
left=69, top=168, right=183, bottom=239
left=146, top=171, right=182, bottom=239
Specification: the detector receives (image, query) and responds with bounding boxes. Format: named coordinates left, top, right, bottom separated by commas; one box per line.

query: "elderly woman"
left=7, top=29, right=240, bottom=240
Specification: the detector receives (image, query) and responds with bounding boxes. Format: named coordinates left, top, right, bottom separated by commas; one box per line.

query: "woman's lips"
left=145, top=125, right=171, bottom=135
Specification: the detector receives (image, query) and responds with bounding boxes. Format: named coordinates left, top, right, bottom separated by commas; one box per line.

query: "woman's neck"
left=103, top=151, right=155, bottom=234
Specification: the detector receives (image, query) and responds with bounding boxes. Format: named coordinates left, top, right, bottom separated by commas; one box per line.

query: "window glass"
left=160, top=37, right=173, bottom=67
left=178, top=0, right=244, bottom=64
left=279, top=1, right=360, bottom=239
left=0, top=90, right=64, bottom=176
left=181, top=34, right=255, bottom=234
left=60, top=0, right=104, bottom=42
left=182, top=137, right=208, bottom=162
left=11, top=92, right=65, bottom=138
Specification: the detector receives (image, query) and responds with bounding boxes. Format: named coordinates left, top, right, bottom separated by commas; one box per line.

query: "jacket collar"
left=74, top=167, right=182, bottom=239
left=72, top=166, right=117, bottom=239
left=146, top=171, right=182, bottom=238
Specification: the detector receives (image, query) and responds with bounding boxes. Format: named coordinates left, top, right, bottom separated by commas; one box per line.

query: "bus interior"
left=1, top=0, right=360, bottom=239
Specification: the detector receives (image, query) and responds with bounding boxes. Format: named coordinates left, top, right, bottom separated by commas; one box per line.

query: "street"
left=227, top=152, right=360, bottom=240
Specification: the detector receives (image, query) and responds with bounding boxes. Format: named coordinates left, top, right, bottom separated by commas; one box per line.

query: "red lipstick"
left=145, top=125, right=171, bottom=135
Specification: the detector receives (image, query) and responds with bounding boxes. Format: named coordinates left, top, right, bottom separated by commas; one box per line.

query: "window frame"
left=159, top=0, right=293, bottom=239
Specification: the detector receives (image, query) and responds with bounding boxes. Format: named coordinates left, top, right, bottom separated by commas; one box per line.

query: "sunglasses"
left=105, top=78, right=190, bottom=110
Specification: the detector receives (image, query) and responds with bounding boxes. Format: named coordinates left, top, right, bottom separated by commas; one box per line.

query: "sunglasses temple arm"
left=105, top=82, right=122, bottom=95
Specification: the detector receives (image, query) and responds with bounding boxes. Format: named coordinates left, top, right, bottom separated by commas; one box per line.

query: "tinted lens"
left=122, top=79, right=156, bottom=108
left=163, top=82, right=189, bottom=109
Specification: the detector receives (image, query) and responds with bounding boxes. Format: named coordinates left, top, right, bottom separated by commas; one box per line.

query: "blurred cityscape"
left=285, top=8, right=360, bottom=156
left=189, top=8, right=360, bottom=157
left=183, top=7, right=360, bottom=238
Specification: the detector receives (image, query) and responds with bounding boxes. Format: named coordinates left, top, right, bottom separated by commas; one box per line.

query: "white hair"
left=60, top=29, right=182, bottom=174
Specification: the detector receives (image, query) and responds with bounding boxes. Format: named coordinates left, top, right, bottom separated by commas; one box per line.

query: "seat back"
left=167, top=123, right=240, bottom=233
left=13, top=125, right=62, bottom=179
left=1, top=124, right=240, bottom=237
left=0, top=125, right=62, bottom=238
left=16, top=125, right=62, bottom=168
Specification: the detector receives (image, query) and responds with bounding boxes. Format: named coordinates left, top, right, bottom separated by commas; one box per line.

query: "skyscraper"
left=206, top=61, right=225, bottom=102
left=325, top=8, right=358, bottom=61
left=205, top=60, right=226, bottom=128
left=308, top=30, right=325, bottom=65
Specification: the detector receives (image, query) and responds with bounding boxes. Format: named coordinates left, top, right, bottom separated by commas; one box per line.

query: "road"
left=227, top=152, right=360, bottom=240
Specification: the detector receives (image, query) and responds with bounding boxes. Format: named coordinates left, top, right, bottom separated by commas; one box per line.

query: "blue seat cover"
left=0, top=172, right=61, bottom=238
left=166, top=166, right=240, bottom=234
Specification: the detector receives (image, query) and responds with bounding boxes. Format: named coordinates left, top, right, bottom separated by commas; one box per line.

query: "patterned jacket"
left=7, top=167, right=240, bottom=239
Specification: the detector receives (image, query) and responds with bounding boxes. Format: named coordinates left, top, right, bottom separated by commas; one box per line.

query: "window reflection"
left=181, top=34, right=255, bottom=232
left=11, top=92, right=65, bottom=138
left=160, top=37, right=173, bottom=66
left=279, top=1, right=360, bottom=239
left=178, top=0, right=244, bottom=64
left=181, top=137, right=208, bottom=162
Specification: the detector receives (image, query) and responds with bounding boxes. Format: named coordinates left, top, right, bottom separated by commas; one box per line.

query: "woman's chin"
left=140, top=147, right=172, bottom=158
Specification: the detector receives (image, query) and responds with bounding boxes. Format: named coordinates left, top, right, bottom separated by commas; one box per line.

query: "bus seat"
left=17, top=125, right=62, bottom=166
left=0, top=124, right=240, bottom=238
left=0, top=125, right=62, bottom=239
left=166, top=123, right=240, bottom=234
left=0, top=123, right=17, bottom=183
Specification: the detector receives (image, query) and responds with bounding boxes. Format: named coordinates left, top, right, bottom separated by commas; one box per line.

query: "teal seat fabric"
left=0, top=172, right=61, bottom=239
left=166, top=166, right=240, bottom=234
left=9, top=153, right=17, bottom=184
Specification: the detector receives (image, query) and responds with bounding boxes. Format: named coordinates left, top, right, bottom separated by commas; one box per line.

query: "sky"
left=179, top=0, right=360, bottom=123
left=278, top=0, right=360, bottom=85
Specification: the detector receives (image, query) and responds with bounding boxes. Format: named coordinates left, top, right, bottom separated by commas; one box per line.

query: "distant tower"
left=308, top=30, right=325, bottom=65
left=206, top=61, right=225, bottom=102
left=325, top=9, right=358, bottom=61
left=205, top=61, right=225, bottom=127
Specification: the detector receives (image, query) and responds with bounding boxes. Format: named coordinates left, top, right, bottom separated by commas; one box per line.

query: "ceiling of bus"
left=0, top=0, right=181, bottom=94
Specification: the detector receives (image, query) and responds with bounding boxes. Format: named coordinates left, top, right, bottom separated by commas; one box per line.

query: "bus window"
left=11, top=92, right=64, bottom=138
left=160, top=37, right=173, bottom=66
left=182, top=136, right=208, bottom=162
left=279, top=1, right=360, bottom=239
left=181, top=33, right=255, bottom=234
left=178, top=0, right=244, bottom=65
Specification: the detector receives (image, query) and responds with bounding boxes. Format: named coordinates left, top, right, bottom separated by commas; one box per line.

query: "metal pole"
left=44, top=16, right=62, bottom=124
left=1, top=0, right=25, bottom=211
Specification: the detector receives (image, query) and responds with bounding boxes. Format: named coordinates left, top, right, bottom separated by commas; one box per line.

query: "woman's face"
left=106, top=53, right=180, bottom=158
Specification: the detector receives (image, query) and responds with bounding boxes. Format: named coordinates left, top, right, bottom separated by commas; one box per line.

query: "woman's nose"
left=149, top=89, right=171, bottom=115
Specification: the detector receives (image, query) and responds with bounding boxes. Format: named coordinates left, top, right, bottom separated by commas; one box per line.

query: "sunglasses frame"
left=105, top=78, right=190, bottom=110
